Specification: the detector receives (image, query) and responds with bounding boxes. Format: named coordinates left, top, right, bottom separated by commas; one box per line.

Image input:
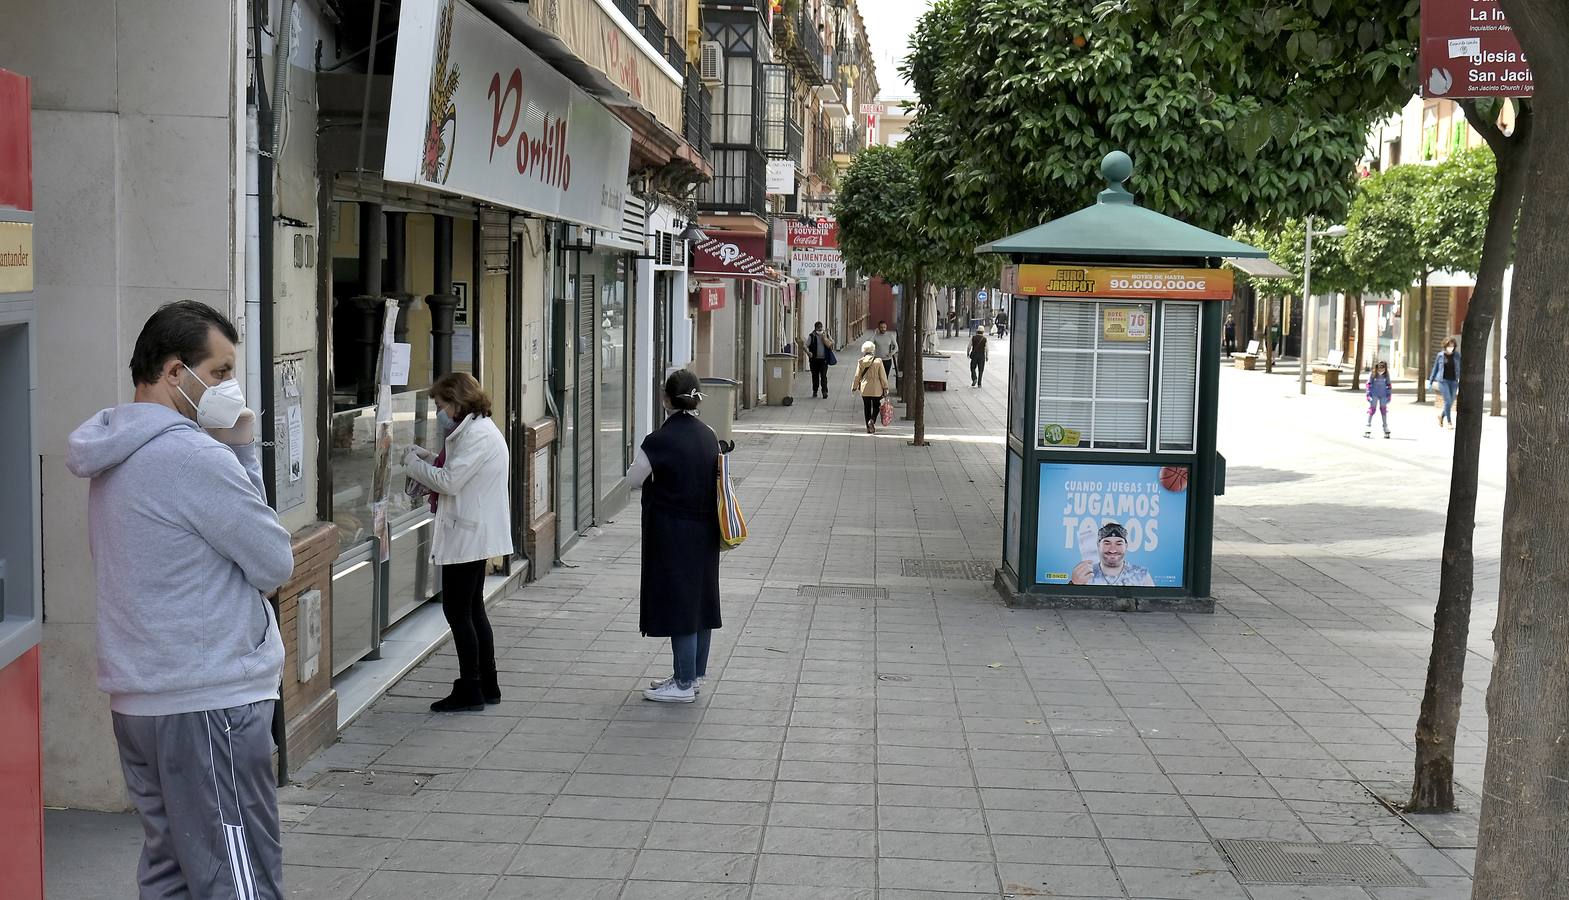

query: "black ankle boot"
left=430, top=678, right=485, bottom=713
left=481, top=670, right=501, bottom=705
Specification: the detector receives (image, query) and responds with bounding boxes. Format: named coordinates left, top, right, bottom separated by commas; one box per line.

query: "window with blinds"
left=1159, top=303, right=1201, bottom=452
left=1036, top=301, right=1153, bottom=451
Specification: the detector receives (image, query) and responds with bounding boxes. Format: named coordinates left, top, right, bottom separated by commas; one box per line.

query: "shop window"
left=1157, top=303, right=1200, bottom=453
left=1036, top=301, right=1153, bottom=451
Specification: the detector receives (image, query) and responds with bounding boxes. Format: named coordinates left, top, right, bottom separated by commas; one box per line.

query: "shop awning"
left=1225, top=256, right=1292, bottom=279
left=692, top=233, right=771, bottom=279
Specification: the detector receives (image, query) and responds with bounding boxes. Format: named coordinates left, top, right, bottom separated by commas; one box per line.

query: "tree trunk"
left=1490, top=313, right=1504, bottom=416
left=1471, top=13, right=1569, bottom=890
left=899, top=282, right=914, bottom=409
left=1264, top=295, right=1277, bottom=373
left=1414, top=273, right=1429, bottom=403
left=1349, top=293, right=1365, bottom=391
left=911, top=265, right=928, bottom=445
left=1408, top=102, right=1530, bottom=813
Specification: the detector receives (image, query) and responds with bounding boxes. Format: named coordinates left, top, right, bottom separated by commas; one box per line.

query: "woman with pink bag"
left=852, top=340, right=891, bottom=434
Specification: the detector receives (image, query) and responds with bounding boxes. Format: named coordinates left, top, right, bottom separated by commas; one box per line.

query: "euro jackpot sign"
left=1004, top=265, right=1232, bottom=301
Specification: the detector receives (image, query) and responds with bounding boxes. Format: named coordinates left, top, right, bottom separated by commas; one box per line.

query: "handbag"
left=879, top=397, right=895, bottom=427
left=716, top=451, right=748, bottom=550
left=825, top=346, right=838, bottom=366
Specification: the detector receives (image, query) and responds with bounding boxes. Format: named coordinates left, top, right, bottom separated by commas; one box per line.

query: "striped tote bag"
left=716, top=452, right=748, bottom=550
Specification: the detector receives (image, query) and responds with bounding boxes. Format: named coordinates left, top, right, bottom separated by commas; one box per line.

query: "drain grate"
left=1219, top=840, right=1423, bottom=887
left=900, top=558, right=994, bottom=580
left=798, top=584, right=888, bottom=600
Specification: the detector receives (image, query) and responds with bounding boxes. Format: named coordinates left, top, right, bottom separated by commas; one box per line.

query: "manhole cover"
left=798, top=584, right=888, bottom=599
left=305, top=769, right=436, bottom=796
left=877, top=674, right=912, bottom=682
left=900, top=558, right=993, bottom=580
left=1218, top=840, right=1423, bottom=887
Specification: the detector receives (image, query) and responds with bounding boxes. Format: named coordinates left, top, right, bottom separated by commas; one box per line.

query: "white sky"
left=856, top=0, right=934, bottom=100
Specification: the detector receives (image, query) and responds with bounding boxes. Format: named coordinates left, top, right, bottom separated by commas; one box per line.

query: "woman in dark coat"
left=628, top=370, right=723, bottom=703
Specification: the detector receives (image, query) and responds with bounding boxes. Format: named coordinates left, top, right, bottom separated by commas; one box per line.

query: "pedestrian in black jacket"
left=628, top=370, right=723, bottom=702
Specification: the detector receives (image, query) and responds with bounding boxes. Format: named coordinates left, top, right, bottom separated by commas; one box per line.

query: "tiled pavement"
left=266, top=335, right=1502, bottom=899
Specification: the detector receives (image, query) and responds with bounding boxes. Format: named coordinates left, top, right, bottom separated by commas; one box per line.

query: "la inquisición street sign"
left=1420, top=0, right=1533, bottom=98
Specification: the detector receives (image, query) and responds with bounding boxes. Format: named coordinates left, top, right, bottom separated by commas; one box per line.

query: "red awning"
left=691, top=233, right=770, bottom=279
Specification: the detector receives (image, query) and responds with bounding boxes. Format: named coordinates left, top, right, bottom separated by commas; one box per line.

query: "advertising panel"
left=698, top=283, right=726, bottom=311
left=1036, top=462, right=1189, bottom=588
left=766, top=159, right=796, bottom=196
left=789, top=248, right=845, bottom=279
left=1008, top=266, right=1232, bottom=301
left=786, top=218, right=838, bottom=248
left=1420, top=0, right=1532, bottom=98
left=692, top=233, right=770, bottom=279
left=384, top=0, right=633, bottom=231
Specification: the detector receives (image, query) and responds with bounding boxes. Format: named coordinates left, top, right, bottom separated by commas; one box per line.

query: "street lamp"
left=1298, top=215, right=1349, bottom=396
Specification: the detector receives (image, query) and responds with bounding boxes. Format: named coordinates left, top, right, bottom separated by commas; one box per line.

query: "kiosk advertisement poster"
left=1036, top=462, right=1189, bottom=587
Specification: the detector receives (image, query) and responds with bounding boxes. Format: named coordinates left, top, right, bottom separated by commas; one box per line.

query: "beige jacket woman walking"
left=852, top=341, right=890, bottom=433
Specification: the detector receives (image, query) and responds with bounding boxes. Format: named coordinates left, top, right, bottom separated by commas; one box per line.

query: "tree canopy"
left=901, top=0, right=1421, bottom=255
left=1343, top=165, right=1440, bottom=295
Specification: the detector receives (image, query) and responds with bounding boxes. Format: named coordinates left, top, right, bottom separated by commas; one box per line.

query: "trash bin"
left=697, top=377, right=739, bottom=442
left=764, top=353, right=796, bottom=406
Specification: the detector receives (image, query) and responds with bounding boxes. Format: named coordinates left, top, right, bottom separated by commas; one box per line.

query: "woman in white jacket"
left=403, top=373, right=514, bottom=712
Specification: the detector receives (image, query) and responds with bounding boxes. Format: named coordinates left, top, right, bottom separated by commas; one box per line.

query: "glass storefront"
left=593, top=252, right=632, bottom=507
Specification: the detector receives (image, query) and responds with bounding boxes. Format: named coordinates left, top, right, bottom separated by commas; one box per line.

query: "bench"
left=1311, top=350, right=1345, bottom=387
left=1231, top=340, right=1261, bottom=370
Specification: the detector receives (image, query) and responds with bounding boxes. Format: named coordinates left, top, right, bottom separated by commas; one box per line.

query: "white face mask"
left=178, top=372, right=246, bottom=429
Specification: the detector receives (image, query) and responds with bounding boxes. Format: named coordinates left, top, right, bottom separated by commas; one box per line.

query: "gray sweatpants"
left=112, top=700, right=282, bottom=900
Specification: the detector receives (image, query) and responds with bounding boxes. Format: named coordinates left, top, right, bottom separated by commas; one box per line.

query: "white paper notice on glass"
left=286, top=403, right=304, bottom=483
left=386, top=342, right=412, bottom=386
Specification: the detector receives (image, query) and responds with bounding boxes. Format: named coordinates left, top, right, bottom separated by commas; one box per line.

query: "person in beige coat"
left=852, top=340, right=891, bottom=434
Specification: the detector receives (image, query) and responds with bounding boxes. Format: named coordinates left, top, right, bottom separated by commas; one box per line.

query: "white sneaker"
left=650, top=675, right=704, bottom=692
left=643, top=682, right=696, bottom=703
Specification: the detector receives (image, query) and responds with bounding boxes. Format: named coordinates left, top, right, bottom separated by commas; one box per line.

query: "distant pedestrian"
left=806, top=321, right=835, bottom=399
left=863, top=320, right=898, bottom=382
left=969, top=326, right=989, bottom=387
left=946, top=309, right=957, bottom=338
left=1429, top=338, right=1460, bottom=429
left=67, top=301, right=295, bottom=900
left=1365, top=360, right=1393, bottom=439
left=995, top=309, right=1009, bottom=338
left=853, top=340, right=891, bottom=434
left=629, top=370, right=724, bottom=703
left=404, top=372, right=514, bottom=712
left=1224, top=315, right=1237, bottom=355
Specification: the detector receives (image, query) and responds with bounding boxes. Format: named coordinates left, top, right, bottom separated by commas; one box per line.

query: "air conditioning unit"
left=699, top=42, right=724, bottom=84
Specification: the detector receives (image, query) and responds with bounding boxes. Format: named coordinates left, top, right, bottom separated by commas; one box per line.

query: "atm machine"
left=0, top=67, right=44, bottom=899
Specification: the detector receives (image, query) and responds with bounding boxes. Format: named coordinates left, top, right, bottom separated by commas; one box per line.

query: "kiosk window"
left=1037, top=301, right=1152, bottom=451
left=1159, top=303, right=1201, bottom=452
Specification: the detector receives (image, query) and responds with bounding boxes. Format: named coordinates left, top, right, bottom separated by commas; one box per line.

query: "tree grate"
left=900, top=558, right=994, bottom=580
left=798, top=584, right=888, bottom=600
left=1218, top=840, right=1424, bottom=887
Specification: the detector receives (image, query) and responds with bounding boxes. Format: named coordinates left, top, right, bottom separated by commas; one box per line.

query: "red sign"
left=786, top=218, right=838, bottom=249
left=698, top=284, right=725, bottom=311
left=691, top=232, right=770, bottom=279
left=1420, top=0, right=1533, bottom=98
left=0, top=69, right=33, bottom=211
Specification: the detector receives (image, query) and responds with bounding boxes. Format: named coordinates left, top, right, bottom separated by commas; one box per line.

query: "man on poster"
left=1070, top=522, right=1155, bottom=587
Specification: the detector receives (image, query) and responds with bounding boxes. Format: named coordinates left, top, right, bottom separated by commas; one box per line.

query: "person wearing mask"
left=628, top=371, right=724, bottom=703
left=969, top=326, right=990, bottom=387
left=863, top=319, right=899, bottom=382
left=852, top=340, right=892, bottom=434
left=805, top=321, right=835, bottom=399
left=403, top=372, right=514, bottom=712
left=1428, top=337, right=1461, bottom=429
left=67, top=301, right=296, bottom=900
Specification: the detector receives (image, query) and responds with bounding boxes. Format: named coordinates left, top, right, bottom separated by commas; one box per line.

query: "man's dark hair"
left=813, top=321, right=823, bottom=330
left=878, top=320, right=887, bottom=327
left=129, top=301, right=239, bottom=386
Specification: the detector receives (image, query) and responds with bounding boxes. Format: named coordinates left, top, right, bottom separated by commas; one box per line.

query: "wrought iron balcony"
left=682, top=64, right=712, bottom=161
left=775, top=2, right=826, bottom=85
left=698, top=146, right=767, bottom=219
left=639, top=4, right=668, bottom=54
left=666, top=35, right=686, bottom=71
left=613, top=0, right=640, bottom=26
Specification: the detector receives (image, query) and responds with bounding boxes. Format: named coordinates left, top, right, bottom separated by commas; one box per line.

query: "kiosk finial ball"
left=1101, top=151, right=1133, bottom=186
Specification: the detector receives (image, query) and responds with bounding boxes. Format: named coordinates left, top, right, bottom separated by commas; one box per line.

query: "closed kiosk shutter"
left=1158, top=303, right=1200, bottom=452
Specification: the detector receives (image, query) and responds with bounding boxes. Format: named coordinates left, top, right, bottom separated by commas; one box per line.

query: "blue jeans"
left=671, top=630, right=712, bottom=689
left=1437, top=379, right=1458, bottom=423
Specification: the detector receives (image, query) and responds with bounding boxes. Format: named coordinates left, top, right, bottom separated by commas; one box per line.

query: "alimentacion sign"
left=1420, top=0, right=1533, bottom=98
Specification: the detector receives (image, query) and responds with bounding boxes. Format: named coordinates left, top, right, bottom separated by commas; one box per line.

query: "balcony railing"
left=613, top=0, right=640, bottom=26
left=832, top=123, right=866, bottom=156
left=698, top=146, right=767, bottom=219
left=639, top=4, right=668, bottom=55
left=786, top=117, right=804, bottom=165
left=666, top=35, right=686, bottom=71
left=683, top=64, right=713, bottom=160
left=775, top=3, right=826, bottom=85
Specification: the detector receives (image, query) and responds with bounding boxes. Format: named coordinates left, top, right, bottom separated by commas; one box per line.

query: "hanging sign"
left=1420, top=0, right=1533, bottom=98
left=789, top=248, right=845, bottom=279
left=698, top=283, right=726, bottom=311
left=384, top=0, right=633, bottom=231
left=786, top=218, right=838, bottom=248
left=1006, top=265, right=1232, bottom=301
left=765, top=159, right=796, bottom=196
left=692, top=232, right=770, bottom=279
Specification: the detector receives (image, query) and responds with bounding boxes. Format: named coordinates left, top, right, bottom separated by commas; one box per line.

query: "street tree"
left=1344, top=164, right=1441, bottom=390
left=1232, top=219, right=1359, bottom=373
left=1418, top=147, right=1501, bottom=412
left=901, top=0, right=1421, bottom=257
left=1466, top=0, right=1563, bottom=878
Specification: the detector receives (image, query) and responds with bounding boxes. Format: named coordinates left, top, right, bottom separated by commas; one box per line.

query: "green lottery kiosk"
left=982, top=151, right=1268, bottom=612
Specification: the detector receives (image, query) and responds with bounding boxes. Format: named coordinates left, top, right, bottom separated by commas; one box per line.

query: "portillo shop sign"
left=385, top=0, right=634, bottom=231
left=1002, top=265, right=1233, bottom=301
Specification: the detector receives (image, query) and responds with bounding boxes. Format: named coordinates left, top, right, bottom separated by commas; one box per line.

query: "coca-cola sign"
left=786, top=218, right=838, bottom=249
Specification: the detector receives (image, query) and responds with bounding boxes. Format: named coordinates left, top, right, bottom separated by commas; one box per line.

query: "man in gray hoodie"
left=68, top=300, right=294, bottom=900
